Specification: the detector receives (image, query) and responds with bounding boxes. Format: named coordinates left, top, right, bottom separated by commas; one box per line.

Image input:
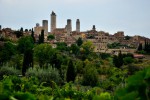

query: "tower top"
left=51, top=11, right=56, bottom=16
left=92, top=25, right=96, bottom=31
left=76, top=19, right=80, bottom=22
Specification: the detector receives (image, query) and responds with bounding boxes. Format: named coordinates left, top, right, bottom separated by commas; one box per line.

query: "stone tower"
left=92, top=25, right=96, bottom=31
left=76, top=19, right=80, bottom=33
left=67, top=19, right=72, bottom=35
left=51, top=11, right=56, bottom=33
left=42, top=20, right=48, bottom=35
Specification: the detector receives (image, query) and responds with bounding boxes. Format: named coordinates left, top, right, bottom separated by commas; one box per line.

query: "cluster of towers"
left=34, top=11, right=80, bottom=36
left=51, top=11, right=80, bottom=34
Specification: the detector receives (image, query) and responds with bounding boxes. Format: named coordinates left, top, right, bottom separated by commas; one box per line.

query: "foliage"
left=70, top=44, right=80, bottom=55
left=0, top=66, right=21, bottom=79
left=17, top=36, right=34, bottom=53
left=47, top=34, right=55, bottom=40
left=99, top=53, right=111, bottom=60
left=17, top=36, right=34, bottom=76
left=76, top=37, right=83, bottom=46
left=66, top=60, right=76, bottom=82
left=93, top=92, right=111, bottom=100
left=124, top=35, right=131, bottom=40
left=56, top=42, right=68, bottom=52
left=0, top=41, right=16, bottom=65
left=38, top=30, right=44, bottom=44
left=10, top=54, right=23, bottom=70
left=123, top=57, right=134, bottom=65
left=22, top=49, right=33, bottom=76
left=138, top=43, right=143, bottom=51
left=34, top=44, right=54, bottom=68
left=80, top=41, right=94, bottom=60
left=31, top=28, right=35, bottom=43
left=115, top=67, right=150, bottom=100
left=82, top=62, right=98, bottom=86
left=26, top=67, right=61, bottom=85
left=14, top=31, right=23, bottom=38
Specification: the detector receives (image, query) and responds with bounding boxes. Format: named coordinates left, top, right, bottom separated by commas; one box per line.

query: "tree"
left=138, top=43, right=143, bottom=51
left=56, top=42, right=68, bottom=52
left=17, top=36, right=34, bottom=75
left=115, top=67, right=150, bottom=100
left=25, top=29, right=28, bottom=32
left=20, top=27, right=23, bottom=32
left=70, top=44, right=79, bottom=55
left=82, top=62, right=98, bottom=86
left=76, top=37, right=83, bottom=46
left=17, top=36, right=34, bottom=54
left=22, top=49, right=33, bottom=76
left=31, top=28, right=35, bottom=43
left=0, top=42, right=16, bottom=65
left=124, top=35, right=131, bottom=40
left=113, top=55, right=119, bottom=68
left=47, top=34, right=55, bottom=40
left=118, top=51, right=123, bottom=67
left=38, top=30, right=44, bottom=44
left=123, top=57, right=134, bottom=65
left=40, top=30, right=44, bottom=43
left=14, top=31, right=23, bottom=38
left=80, top=41, right=94, bottom=60
left=34, top=44, right=53, bottom=68
left=66, top=60, right=76, bottom=82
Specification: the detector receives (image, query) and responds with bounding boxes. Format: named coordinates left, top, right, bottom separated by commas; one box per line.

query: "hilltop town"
left=0, top=11, right=150, bottom=55
left=1, top=11, right=150, bottom=100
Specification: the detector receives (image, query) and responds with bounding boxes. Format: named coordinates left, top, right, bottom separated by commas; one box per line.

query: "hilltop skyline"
left=0, top=0, right=150, bottom=38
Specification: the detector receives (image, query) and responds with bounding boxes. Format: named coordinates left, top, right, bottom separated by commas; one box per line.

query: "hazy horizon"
left=0, top=0, right=150, bottom=38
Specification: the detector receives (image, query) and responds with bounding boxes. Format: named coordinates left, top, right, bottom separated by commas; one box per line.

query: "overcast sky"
left=0, top=0, right=150, bottom=38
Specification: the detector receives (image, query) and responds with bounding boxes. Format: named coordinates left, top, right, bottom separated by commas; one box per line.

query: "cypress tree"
left=22, top=49, right=33, bottom=76
left=118, top=51, right=123, bottom=67
left=138, top=43, right=143, bottom=51
left=144, top=39, right=147, bottom=52
left=41, top=30, right=44, bottom=43
left=31, top=28, right=35, bottom=43
left=76, top=37, right=83, bottom=46
left=113, top=55, right=119, bottom=68
left=66, top=60, right=76, bottom=82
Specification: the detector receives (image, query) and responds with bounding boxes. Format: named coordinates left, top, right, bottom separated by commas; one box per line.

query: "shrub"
left=123, top=57, right=134, bottom=65
left=26, top=66, right=61, bottom=85
left=0, top=66, right=21, bottom=79
left=82, top=63, right=98, bottom=86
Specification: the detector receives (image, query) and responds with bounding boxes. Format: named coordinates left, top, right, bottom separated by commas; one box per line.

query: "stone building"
left=94, top=31, right=109, bottom=52
left=66, top=19, right=72, bottom=35
left=76, top=19, right=80, bottom=33
left=51, top=11, right=56, bottom=33
left=42, top=20, right=48, bottom=35
left=114, top=31, right=124, bottom=40
left=34, top=23, right=43, bottom=35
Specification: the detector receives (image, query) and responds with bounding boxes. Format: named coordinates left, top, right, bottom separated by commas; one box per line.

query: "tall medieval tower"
left=66, top=19, right=72, bottom=35
left=51, top=11, right=56, bottom=33
left=42, top=20, right=48, bottom=35
left=76, top=19, right=80, bottom=33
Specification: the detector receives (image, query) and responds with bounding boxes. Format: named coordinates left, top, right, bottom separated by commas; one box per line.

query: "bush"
left=123, top=57, right=134, bottom=65
left=26, top=66, right=61, bottom=85
left=93, top=92, right=111, bottom=100
left=13, top=92, right=36, bottom=100
left=82, top=63, right=98, bottom=86
left=0, top=66, right=21, bottom=79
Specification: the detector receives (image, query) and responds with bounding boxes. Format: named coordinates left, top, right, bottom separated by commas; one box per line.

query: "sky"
left=0, top=0, right=150, bottom=38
